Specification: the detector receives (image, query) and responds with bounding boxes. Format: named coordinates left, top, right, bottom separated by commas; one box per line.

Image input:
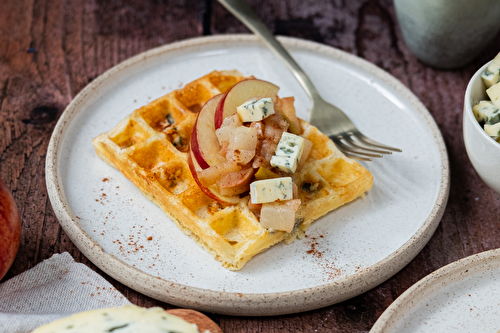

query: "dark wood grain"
left=1, top=0, right=500, bottom=332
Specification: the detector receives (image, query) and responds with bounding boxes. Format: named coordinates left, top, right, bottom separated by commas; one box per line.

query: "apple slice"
left=187, top=150, right=241, bottom=204
left=214, top=79, right=280, bottom=129
left=277, top=97, right=301, bottom=135
left=217, top=168, right=254, bottom=196
left=260, top=199, right=301, bottom=233
left=191, top=94, right=226, bottom=169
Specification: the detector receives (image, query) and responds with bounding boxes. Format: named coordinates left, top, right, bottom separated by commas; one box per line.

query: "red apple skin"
left=0, top=176, right=21, bottom=281
left=191, top=94, right=225, bottom=169
left=214, top=79, right=280, bottom=129
left=187, top=151, right=240, bottom=205
left=214, top=93, right=228, bottom=130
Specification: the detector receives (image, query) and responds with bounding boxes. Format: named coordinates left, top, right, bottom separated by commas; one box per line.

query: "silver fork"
left=218, top=0, right=401, bottom=160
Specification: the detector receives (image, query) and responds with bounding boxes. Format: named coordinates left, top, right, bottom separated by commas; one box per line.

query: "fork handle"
left=217, top=0, right=321, bottom=102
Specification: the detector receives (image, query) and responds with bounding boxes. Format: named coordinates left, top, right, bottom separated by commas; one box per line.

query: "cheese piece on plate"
left=473, top=100, right=500, bottom=124
left=32, top=305, right=199, bottom=333
left=236, top=98, right=274, bottom=122
left=250, top=177, right=293, bottom=204
left=270, top=132, right=305, bottom=173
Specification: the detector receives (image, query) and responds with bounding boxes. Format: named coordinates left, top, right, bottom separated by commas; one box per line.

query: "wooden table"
left=2, top=0, right=499, bottom=331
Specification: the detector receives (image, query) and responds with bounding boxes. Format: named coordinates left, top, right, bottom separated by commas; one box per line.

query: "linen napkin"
left=0, top=252, right=131, bottom=333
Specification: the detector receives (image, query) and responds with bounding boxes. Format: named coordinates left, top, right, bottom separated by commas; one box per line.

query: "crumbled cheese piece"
left=473, top=100, right=500, bottom=124
left=250, top=177, right=293, bottom=204
left=482, top=70, right=500, bottom=89
left=482, top=52, right=500, bottom=88
left=487, top=81, right=500, bottom=107
left=270, top=156, right=294, bottom=173
left=485, top=122, right=500, bottom=138
left=270, top=132, right=305, bottom=173
left=236, top=98, right=275, bottom=122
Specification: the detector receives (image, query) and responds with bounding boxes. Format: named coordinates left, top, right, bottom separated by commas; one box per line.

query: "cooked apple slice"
left=191, top=94, right=226, bottom=169
left=217, top=168, right=254, bottom=196
left=214, top=79, right=280, bottom=129
left=197, top=162, right=241, bottom=186
left=259, top=199, right=301, bottom=233
left=277, top=97, right=301, bottom=135
left=296, top=138, right=313, bottom=171
left=187, top=151, right=241, bottom=204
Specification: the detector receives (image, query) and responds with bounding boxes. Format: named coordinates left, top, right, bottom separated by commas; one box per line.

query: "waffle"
left=92, top=70, right=373, bottom=270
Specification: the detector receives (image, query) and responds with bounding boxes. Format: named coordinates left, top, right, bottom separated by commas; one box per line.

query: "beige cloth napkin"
left=0, top=252, right=131, bottom=333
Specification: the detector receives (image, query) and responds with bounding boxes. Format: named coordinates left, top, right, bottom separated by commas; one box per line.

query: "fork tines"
left=331, top=131, right=402, bottom=161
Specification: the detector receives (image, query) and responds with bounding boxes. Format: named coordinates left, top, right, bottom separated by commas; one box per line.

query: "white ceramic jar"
left=394, top=0, right=500, bottom=69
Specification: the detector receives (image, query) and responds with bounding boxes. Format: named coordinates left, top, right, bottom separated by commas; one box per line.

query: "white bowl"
left=463, top=61, right=500, bottom=194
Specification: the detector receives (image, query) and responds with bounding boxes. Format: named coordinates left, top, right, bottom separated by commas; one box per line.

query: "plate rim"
left=45, top=34, right=450, bottom=316
left=370, top=248, right=500, bottom=332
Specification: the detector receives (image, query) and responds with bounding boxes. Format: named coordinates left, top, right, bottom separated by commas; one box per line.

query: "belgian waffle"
left=92, top=70, right=373, bottom=270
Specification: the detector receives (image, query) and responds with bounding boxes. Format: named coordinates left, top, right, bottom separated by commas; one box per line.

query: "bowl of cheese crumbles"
left=463, top=52, right=500, bottom=194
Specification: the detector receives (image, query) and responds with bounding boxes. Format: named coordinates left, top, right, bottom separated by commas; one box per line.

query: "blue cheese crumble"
left=250, top=177, right=293, bottom=204
left=270, top=132, right=305, bottom=173
left=482, top=52, right=500, bottom=88
left=473, top=101, right=500, bottom=125
left=236, top=98, right=275, bottom=122
left=474, top=53, right=500, bottom=142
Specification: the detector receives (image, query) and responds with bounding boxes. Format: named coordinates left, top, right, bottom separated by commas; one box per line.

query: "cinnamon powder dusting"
left=304, top=234, right=345, bottom=282
left=305, top=235, right=324, bottom=258
left=93, top=176, right=162, bottom=273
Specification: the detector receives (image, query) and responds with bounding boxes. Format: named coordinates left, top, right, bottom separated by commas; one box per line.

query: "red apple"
left=190, top=94, right=226, bottom=169
left=187, top=150, right=240, bottom=204
left=0, top=176, right=21, bottom=281
left=214, top=79, right=280, bottom=129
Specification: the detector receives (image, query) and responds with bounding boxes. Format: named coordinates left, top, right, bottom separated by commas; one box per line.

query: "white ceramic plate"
left=371, top=248, right=500, bottom=332
left=46, top=35, right=449, bottom=316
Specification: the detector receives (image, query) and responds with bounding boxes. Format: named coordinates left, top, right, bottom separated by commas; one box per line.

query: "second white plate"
left=371, top=248, right=500, bottom=332
left=46, top=35, right=449, bottom=315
